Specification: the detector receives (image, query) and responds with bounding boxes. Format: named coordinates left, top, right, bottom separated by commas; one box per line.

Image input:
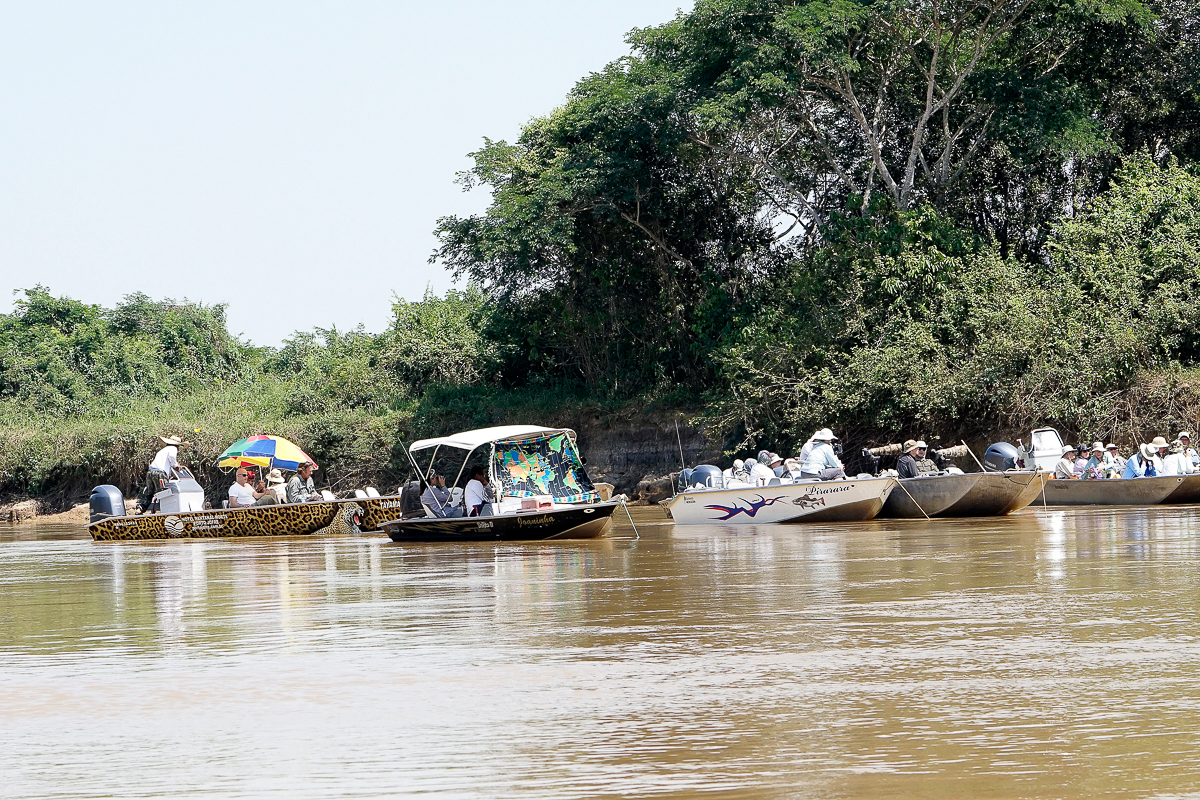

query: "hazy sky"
left=0, top=1, right=691, bottom=345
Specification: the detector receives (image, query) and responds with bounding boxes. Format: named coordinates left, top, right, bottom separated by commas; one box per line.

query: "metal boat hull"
left=663, top=477, right=898, bottom=525
left=381, top=502, right=617, bottom=542
left=936, top=471, right=1045, bottom=517
left=1161, top=473, right=1200, bottom=504
left=89, top=496, right=408, bottom=541
left=878, top=473, right=983, bottom=518
left=1040, top=475, right=1185, bottom=506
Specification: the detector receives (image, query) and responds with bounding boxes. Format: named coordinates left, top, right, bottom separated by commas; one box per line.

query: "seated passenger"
left=896, top=440, right=922, bottom=479
left=266, top=469, right=288, bottom=503
left=1080, top=442, right=1108, bottom=480
left=1122, top=444, right=1159, bottom=478
left=421, top=473, right=464, bottom=517
left=744, top=457, right=776, bottom=484
left=1105, top=444, right=1126, bottom=478
left=464, top=466, right=495, bottom=517
left=730, top=458, right=749, bottom=483
left=782, top=458, right=803, bottom=480
left=1180, top=432, right=1199, bottom=467
left=1055, top=446, right=1078, bottom=479
left=1073, top=445, right=1090, bottom=476
left=1162, top=440, right=1196, bottom=476
left=229, top=468, right=277, bottom=507
left=800, top=429, right=846, bottom=480
left=286, top=461, right=322, bottom=503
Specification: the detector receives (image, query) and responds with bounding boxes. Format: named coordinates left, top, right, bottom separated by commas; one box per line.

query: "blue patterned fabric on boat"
left=493, top=432, right=599, bottom=503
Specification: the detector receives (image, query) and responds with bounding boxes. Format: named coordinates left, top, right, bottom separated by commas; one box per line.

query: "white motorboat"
left=662, top=470, right=898, bottom=525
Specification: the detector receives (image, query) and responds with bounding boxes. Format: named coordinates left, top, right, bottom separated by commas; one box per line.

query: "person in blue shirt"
left=1122, top=444, right=1159, bottom=478
left=800, top=428, right=846, bottom=480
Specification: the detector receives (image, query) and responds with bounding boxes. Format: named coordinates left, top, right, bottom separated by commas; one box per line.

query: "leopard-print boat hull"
left=380, top=502, right=618, bottom=542
left=89, top=496, right=406, bottom=541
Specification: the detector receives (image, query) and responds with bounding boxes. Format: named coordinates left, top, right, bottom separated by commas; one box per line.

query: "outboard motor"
left=677, top=468, right=694, bottom=493
left=689, top=464, right=723, bottom=489
left=399, top=480, right=426, bottom=518
left=982, top=442, right=1024, bottom=472
left=89, top=485, right=126, bottom=523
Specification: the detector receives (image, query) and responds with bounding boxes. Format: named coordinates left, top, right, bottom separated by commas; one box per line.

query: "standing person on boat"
left=137, top=434, right=190, bottom=514
left=1122, top=444, right=1160, bottom=478
left=1081, top=443, right=1109, bottom=480
left=1105, top=444, right=1126, bottom=478
left=1162, top=440, right=1197, bottom=476
left=1180, top=432, right=1199, bottom=467
left=421, top=473, right=464, bottom=517
left=286, top=461, right=322, bottom=503
left=896, top=440, right=923, bottom=479
left=1055, top=446, right=1078, bottom=479
left=228, top=467, right=277, bottom=507
left=800, top=429, right=846, bottom=480
left=464, top=466, right=494, bottom=516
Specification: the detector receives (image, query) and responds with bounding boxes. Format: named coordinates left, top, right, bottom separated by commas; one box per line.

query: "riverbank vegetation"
left=6, top=0, right=1200, bottom=503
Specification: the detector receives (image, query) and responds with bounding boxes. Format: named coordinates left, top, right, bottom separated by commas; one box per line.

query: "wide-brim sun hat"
left=1106, top=443, right=1118, bottom=450
left=902, top=439, right=918, bottom=453
left=1091, top=441, right=1104, bottom=453
left=914, top=440, right=928, bottom=449
left=1151, top=436, right=1169, bottom=448
left=1063, top=445, right=1077, bottom=455
left=769, top=453, right=783, bottom=465
left=814, top=428, right=838, bottom=441
left=266, top=468, right=285, bottom=485
left=1140, top=443, right=1160, bottom=460
left=159, top=434, right=189, bottom=447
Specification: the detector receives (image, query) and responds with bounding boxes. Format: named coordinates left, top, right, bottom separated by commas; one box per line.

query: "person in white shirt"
left=138, top=434, right=189, bottom=514
left=1162, top=440, right=1196, bottom=476
left=800, top=428, right=845, bottom=480
left=265, top=469, right=289, bottom=503
left=1054, top=445, right=1078, bottom=479
left=228, top=467, right=276, bottom=507
left=464, top=467, right=494, bottom=516
left=745, top=458, right=776, bottom=484
left=1105, top=444, right=1126, bottom=478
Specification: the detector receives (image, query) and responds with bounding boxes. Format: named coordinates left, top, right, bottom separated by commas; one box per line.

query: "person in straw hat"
left=1122, top=443, right=1160, bottom=478
left=137, top=434, right=190, bottom=514
left=265, top=468, right=288, bottom=504
left=896, top=440, right=923, bottom=479
left=1055, top=445, right=1078, bottom=479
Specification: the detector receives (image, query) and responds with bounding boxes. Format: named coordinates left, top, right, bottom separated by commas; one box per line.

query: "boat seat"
left=365, top=487, right=380, bottom=497
left=354, top=489, right=368, bottom=499
left=320, top=490, right=335, bottom=501
left=767, top=478, right=781, bottom=486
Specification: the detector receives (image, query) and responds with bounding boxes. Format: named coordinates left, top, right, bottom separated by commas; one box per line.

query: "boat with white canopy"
left=380, top=425, right=619, bottom=542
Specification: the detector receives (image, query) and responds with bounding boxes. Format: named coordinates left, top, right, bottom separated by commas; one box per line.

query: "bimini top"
left=409, top=425, right=576, bottom=452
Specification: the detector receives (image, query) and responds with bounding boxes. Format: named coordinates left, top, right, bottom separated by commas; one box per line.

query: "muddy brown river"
left=3, top=506, right=1200, bottom=798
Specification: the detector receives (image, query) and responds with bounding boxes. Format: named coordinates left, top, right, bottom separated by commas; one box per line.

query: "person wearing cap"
left=137, top=434, right=190, bottom=514
left=800, top=428, right=845, bottom=480
left=1162, top=440, right=1197, bottom=476
left=1122, top=444, right=1160, bottom=478
left=286, top=461, right=322, bottom=503
left=1055, top=445, right=1078, bottom=479
left=896, top=440, right=922, bottom=479
left=1180, top=432, right=1199, bottom=467
left=421, top=472, right=463, bottom=517
left=1081, top=442, right=1109, bottom=480
left=745, top=457, right=777, bottom=484
left=1072, top=445, right=1091, bottom=476
left=1105, top=444, right=1126, bottom=478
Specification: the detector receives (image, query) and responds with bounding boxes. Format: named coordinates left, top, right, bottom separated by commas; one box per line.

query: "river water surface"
left=3, top=507, right=1200, bottom=798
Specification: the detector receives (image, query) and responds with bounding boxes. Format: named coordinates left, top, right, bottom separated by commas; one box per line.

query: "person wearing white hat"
left=800, top=428, right=845, bottom=480
left=137, top=434, right=191, bottom=514
left=266, top=468, right=289, bottom=504
left=1081, top=442, right=1108, bottom=480
left=1105, top=444, right=1126, bottom=478
left=1122, top=443, right=1161, bottom=478
left=1055, top=445, right=1078, bottom=479
left=1162, top=440, right=1197, bottom=476
left=1179, top=432, right=1198, bottom=467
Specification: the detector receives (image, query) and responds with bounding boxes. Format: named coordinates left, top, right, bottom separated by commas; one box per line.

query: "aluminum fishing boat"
left=878, top=473, right=983, bottom=518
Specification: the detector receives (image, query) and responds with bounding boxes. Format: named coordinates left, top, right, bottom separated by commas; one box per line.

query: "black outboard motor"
left=89, top=485, right=126, bottom=523
left=982, top=442, right=1024, bottom=472
left=677, top=468, right=694, bottom=493
left=689, top=464, right=723, bottom=488
left=399, top=480, right=426, bottom=518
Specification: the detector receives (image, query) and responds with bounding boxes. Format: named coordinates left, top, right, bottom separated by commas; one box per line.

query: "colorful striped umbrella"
left=218, top=435, right=318, bottom=472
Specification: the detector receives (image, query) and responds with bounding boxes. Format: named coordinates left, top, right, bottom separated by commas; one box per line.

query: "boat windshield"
left=492, top=431, right=599, bottom=504
left=1032, top=428, right=1063, bottom=454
